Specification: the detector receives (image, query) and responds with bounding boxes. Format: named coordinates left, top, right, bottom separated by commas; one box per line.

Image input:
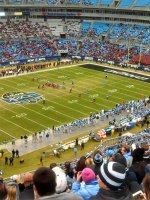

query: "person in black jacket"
left=90, top=162, right=133, bottom=200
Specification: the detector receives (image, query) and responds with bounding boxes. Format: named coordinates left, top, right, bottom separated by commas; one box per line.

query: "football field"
left=0, top=63, right=149, bottom=144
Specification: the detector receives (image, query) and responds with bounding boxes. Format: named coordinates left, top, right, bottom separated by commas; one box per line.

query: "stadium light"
left=0, top=12, right=5, bottom=16
left=14, top=12, right=22, bottom=16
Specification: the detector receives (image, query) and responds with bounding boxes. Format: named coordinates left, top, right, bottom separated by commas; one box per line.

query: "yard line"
left=33, top=66, right=147, bottom=104
left=0, top=115, right=33, bottom=134
left=14, top=65, right=148, bottom=114
left=0, top=81, right=85, bottom=122
left=66, top=66, right=149, bottom=93
left=0, top=63, right=149, bottom=125
left=0, top=105, right=48, bottom=129
left=0, top=64, right=149, bottom=142
left=0, top=128, right=16, bottom=139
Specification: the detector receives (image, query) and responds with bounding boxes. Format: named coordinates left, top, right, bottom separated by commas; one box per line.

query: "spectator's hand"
left=139, top=193, right=147, bottom=200
left=77, top=171, right=82, bottom=182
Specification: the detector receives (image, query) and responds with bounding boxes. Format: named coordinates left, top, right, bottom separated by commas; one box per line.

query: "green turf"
left=0, top=64, right=149, bottom=144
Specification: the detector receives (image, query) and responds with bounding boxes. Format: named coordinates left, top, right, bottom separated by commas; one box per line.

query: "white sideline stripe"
left=0, top=128, right=16, bottom=139
left=0, top=63, right=90, bottom=80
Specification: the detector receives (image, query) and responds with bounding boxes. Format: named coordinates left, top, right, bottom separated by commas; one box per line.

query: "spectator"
left=121, top=146, right=132, bottom=167
left=5, top=157, right=8, bottom=165
left=33, top=167, right=82, bottom=200
left=110, top=152, right=139, bottom=193
left=85, top=158, right=94, bottom=170
left=72, top=168, right=99, bottom=200
left=9, top=157, right=14, bottom=166
left=0, top=178, right=7, bottom=200
left=90, top=162, right=133, bottom=200
left=74, top=147, right=78, bottom=156
left=5, top=185, right=16, bottom=200
left=16, top=150, right=19, bottom=158
left=64, top=162, right=74, bottom=189
left=93, top=150, right=103, bottom=175
left=130, top=148, right=147, bottom=184
left=18, top=172, right=34, bottom=200
left=81, top=142, right=84, bottom=150
left=143, top=173, right=150, bottom=200
left=52, top=166, right=67, bottom=194
left=50, top=163, right=57, bottom=169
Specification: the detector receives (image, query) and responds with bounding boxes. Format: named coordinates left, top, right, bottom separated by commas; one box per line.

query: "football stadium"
left=0, top=0, right=150, bottom=199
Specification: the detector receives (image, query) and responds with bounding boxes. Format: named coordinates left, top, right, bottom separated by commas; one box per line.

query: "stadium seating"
left=134, top=0, right=150, bottom=7
left=100, top=0, right=112, bottom=6
left=118, top=0, right=134, bottom=8
left=91, top=22, right=110, bottom=36
left=82, top=0, right=99, bottom=6
left=66, top=0, right=80, bottom=4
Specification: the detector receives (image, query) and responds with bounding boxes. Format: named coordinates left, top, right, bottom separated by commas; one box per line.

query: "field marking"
left=14, top=65, right=149, bottom=113
left=0, top=115, right=33, bottom=134
left=8, top=64, right=149, bottom=113
left=0, top=106, right=48, bottom=130
left=0, top=128, right=16, bottom=139
left=0, top=63, right=90, bottom=80
left=37, top=66, right=149, bottom=102
left=0, top=82, right=63, bottom=123
left=0, top=64, right=149, bottom=139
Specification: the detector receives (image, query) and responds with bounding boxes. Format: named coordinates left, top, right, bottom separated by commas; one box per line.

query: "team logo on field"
left=2, top=92, right=43, bottom=104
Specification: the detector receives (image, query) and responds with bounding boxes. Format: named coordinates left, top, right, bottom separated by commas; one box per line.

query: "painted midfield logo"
left=2, top=92, right=43, bottom=104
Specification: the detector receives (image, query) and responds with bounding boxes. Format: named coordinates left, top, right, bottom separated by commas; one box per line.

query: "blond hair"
left=6, top=185, right=16, bottom=200
left=85, top=158, right=94, bottom=167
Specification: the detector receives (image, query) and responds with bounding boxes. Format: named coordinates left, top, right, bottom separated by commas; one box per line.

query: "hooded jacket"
left=72, top=179, right=99, bottom=200
left=90, top=186, right=133, bottom=200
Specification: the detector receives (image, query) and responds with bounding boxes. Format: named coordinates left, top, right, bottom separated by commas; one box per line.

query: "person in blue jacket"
left=72, top=168, right=99, bottom=200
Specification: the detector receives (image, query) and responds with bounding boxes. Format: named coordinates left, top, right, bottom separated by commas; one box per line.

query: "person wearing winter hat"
left=90, top=162, right=133, bottom=200
left=52, top=166, right=67, bottom=194
left=33, top=167, right=82, bottom=200
left=72, top=168, right=99, bottom=200
left=93, top=152, right=103, bottom=175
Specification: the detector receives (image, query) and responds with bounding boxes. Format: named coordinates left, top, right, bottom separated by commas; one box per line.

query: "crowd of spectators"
left=0, top=21, right=51, bottom=39
left=0, top=20, right=149, bottom=66
left=0, top=127, right=150, bottom=199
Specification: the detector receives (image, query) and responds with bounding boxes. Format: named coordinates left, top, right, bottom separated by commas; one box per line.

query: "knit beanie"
left=93, top=153, right=103, bottom=165
left=81, top=168, right=95, bottom=183
left=99, top=162, right=126, bottom=190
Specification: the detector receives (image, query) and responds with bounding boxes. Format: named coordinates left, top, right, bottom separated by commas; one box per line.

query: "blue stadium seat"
left=67, top=0, right=80, bottom=4
left=134, top=0, right=150, bottom=7
left=92, top=22, right=110, bottom=36
left=100, top=0, right=112, bottom=6
left=119, top=0, right=134, bottom=8
left=82, top=0, right=99, bottom=6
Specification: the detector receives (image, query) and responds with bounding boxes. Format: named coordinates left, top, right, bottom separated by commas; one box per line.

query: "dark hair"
left=49, top=163, right=57, bottom=169
left=132, top=148, right=145, bottom=163
left=112, top=153, right=127, bottom=167
left=0, top=178, right=7, bottom=199
left=33, top=167, right=56, bottom=197
left=76, top=156, right=86, bottom=172
left=65, top=162, right=74, bottom=179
